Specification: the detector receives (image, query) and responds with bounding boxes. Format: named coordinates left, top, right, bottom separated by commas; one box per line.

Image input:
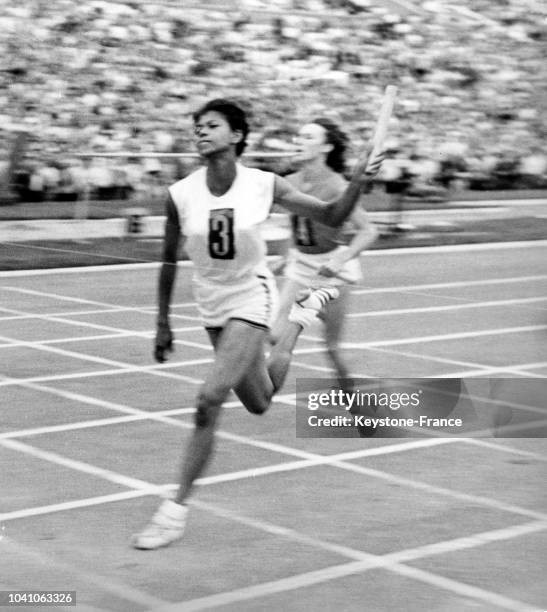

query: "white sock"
left=288, top=287, right=339, bottom=329
left=157, top=499, right=187, bottom=522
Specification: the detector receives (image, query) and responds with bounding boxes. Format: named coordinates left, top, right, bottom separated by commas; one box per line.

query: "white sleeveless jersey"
left=168, top=163, right=277, bottom=327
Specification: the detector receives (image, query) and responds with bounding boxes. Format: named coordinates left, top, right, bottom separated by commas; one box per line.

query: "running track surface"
left=0, top=241, right=546, bottom=612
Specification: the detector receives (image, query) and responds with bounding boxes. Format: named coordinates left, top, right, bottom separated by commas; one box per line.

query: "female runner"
left=132, top=99, right=383, bottom=549
left=271, top=118, right=378, bottom=387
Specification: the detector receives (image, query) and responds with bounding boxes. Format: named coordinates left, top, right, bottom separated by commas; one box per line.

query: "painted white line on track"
left=194, top=439, right=461, bottom=486
left=155, top=501, right=546, bottom=612
left=5, top=273, right=546, bottom=310
left=0, top=302, right=211, bottom=351
left=0, top=438, right=156, bottom=492
left=0, top=261, right=161, bottom=277
left=169, top=312, right=203, bottom=322
left=0, top=357, right=213, bottom=387
left=2, top=375, right=545, bottom=519
left=0, top=301, right=213, bottom=376
left=361, top=239, right=547, bottom=257
left=0, top=440, right=458, bottom=522
left=1, top=286, right=169, bottom=317
left=0, top=489, right=154, bottom=522
left=1, top=240, right=546, bottom=278
left=462, top=438, right=547, bottom=461
left=215, top=412, right=547, bottom=519
left=379, top=562, right=543, bottom=612
left=292, top=355, right=545, bottom=379
left=0, top=407, right=196, bottom=440
left=0, top=326, right=206, bottom=349
left=442, top=199, right=547, bottom=207
left=1, top=432, right=544, bottom=609
left=0, top=377, right=199, bottom=439
left=0, top=374, right=314, bottom=463
left=339, top=325, right=547, bottom=349
left=2, top=413, right=544, bottom=523
left=347, top=296, right=547, bottom=318
left=295, top=327, right=547, bottom=377
left=508, top=361, right=547, bottom=371
left=323, top=459, right=547, bottom=521
left=0, top=305, right=147, bottom=335
left=0, top=331, right=204, bottom=385
left=0, top=367, right=148, bottom=387
left=441, top=368, right=546, bottom=378
left=1, top=437, right=544, bottom=611
left=351, top=274, right=547, bottom=296
left=363, top=344, right=547, bottom=379
left=1, top=285, right=150, bottom=307
left=368, top=344, right=546, bottom=374
left=159, top=554, right=542, bottom=612
left=1, top=332, right=135, bottom=348
left=388, top=520, right=547, bottom=564
left=0, top=306, right=129, bottom=321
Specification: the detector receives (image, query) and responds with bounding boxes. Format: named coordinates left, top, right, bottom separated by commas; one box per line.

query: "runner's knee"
left=244, top=398, right=270, bottom=415
left=195, top=388, right=224, bottom=428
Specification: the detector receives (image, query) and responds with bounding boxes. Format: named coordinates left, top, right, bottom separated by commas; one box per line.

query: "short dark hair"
left=311, top=117, right=349, bottom=174
left=193, top=98, right=249, bottom=156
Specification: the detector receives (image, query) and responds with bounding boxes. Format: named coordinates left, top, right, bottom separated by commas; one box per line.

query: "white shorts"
left=194, top=273, right=279, bottom=330
left=284, top=247, right=362, bottom=287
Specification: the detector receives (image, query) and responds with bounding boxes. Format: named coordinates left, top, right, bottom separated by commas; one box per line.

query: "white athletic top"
left=168, top=163, right=277, bottom=326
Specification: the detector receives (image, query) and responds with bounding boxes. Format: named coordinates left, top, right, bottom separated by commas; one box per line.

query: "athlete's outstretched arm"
left=273, top=150, right=383, bottom=227
left=155, top=195, right=181, bottom=362
left=318, top=207, right=378, bottom=278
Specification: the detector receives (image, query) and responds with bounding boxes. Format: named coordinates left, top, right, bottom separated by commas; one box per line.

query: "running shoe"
left=132, top=500, right=188, bottom=550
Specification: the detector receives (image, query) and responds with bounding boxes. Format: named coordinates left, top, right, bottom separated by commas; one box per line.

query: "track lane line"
left=2, top=423, right=544, bottom=522
left=0, top=440, right=459, bottom=523
left=153, top=500, right=547, bottom=612
left=0, top=306, right=129, bottom=321
left=361, top=240, right=547, bottom=256
left=351, top=274, right=547, bottom=296
left=2, top=376, right=545, bottom=520
left=0, top=332, right=204, bottom=385
left=347, top=296, right=547, bottom=318
left=362, top=344, right=547, bottom=379
left=0, top=358, right=213, bottom=387
left=338, top=325, right=547, bottom=350
left=1, top=239, right=546, bottom=278
left=1, top=286, right=202, bottom=321
left=1, top=440, right=544, bottom=611
left=0, top=304, right=211, bottom=351
left=1, top=332, right=135, bottom=348
left=461, top=438, right=547, bottom=461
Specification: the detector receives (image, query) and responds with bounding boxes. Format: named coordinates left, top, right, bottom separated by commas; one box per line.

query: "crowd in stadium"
left=2, top=0, right=546, bottom=202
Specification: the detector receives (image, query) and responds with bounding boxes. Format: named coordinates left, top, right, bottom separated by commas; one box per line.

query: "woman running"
left=132, top=99, right=383, bottom=549
left=271, top=118, right=378, bottom=387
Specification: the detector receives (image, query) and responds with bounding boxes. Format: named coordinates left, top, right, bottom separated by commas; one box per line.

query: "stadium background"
left=1, top=0, right=546, bottom=204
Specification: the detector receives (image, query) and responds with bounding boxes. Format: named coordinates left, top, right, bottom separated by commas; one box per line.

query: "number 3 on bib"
left=208, top=208, right=235, bottom=259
